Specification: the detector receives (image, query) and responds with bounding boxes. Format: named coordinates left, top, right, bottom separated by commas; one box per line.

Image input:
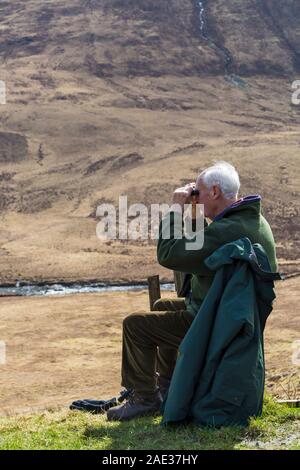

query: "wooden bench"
left=147, top=272, right=185, bottom=311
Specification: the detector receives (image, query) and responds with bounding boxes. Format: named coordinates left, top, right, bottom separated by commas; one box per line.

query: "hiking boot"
left=106, top=390, right=163, bottom=422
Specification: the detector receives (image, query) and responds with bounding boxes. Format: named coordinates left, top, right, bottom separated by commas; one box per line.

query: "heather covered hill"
left=1, top=1, right=300, bottom=77
left=0, top=0, right=299, bottom=283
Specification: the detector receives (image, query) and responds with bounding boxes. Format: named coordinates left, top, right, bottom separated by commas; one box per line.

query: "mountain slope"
left=0, top=0, right=299, bottom=283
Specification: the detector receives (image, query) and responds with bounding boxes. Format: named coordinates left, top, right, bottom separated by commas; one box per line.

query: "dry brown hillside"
left=0, top=0, right=299, bottom=283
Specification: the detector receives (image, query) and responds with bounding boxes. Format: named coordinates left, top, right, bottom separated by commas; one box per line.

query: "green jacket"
left=157, top=197, right=278, bottom=316
left=161, top=238, right=282, bottom=427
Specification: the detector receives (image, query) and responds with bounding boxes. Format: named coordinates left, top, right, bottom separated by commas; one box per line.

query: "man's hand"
left=172, top=183, right=195, bottom=208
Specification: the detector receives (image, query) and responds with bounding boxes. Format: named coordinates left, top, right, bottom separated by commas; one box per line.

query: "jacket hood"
left=204, top=237, right=282, bottom=281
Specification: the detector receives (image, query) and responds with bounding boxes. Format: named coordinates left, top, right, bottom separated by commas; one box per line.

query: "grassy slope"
left=0, top=397, right=299, bottom=450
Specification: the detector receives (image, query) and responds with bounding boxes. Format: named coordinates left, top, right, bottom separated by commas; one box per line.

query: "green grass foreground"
left=0, top=397, right=299, bottom=450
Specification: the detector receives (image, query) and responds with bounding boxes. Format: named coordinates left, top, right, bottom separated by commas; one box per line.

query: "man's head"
left=195, top=161, right=240, bottom=220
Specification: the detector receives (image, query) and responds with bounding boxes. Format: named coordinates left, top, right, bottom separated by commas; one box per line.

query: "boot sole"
left=107, top=407, right=162, bottom=422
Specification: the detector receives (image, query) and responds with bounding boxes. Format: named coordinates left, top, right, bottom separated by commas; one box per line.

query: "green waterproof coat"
left=161, top=237, right=282, bottom=428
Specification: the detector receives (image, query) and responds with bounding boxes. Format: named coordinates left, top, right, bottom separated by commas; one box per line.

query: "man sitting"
left=107, top=161, right=278, bottom=421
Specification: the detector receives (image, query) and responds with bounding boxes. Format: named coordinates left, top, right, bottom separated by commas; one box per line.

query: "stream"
left=197, top=1, right=247, bottom=88
left=0, top=281, right=175, bottom=297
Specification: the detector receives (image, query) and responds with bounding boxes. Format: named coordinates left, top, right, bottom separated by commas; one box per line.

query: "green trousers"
left=121, top=298, right=194, bottom=395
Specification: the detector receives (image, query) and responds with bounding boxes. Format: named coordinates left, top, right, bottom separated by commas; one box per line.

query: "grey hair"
left=199, top=161, right=240, bottom=199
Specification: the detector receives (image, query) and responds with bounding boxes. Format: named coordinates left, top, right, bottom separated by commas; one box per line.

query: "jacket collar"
left=213, top=195, right=262, bottom=222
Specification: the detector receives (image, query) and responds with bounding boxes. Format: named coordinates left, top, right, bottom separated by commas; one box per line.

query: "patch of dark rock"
left=0, top=132, right=28, bottom=163
left=84, top=153, right=143, bottom=176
